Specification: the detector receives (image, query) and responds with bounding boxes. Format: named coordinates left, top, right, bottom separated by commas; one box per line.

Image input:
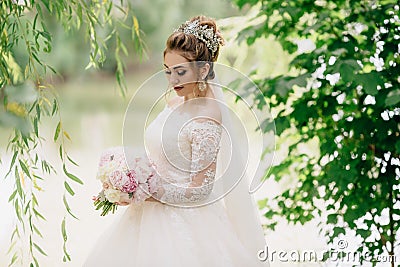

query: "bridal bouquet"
left=93, top=147, right=157, bottom=216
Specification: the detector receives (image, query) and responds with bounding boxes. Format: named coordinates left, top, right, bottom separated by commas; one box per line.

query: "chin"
left=174, top=89, right=190, bottom=97
left=174, top=91, right=184, bottom=97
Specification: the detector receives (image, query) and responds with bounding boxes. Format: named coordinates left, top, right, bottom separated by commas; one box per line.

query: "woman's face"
left=164, top=51, right=199, bottom=100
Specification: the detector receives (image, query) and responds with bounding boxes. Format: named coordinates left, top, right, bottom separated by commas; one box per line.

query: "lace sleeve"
left=152, top=119, right=222, bottom=204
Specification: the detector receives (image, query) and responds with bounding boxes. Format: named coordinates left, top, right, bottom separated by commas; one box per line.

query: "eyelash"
left=164, top=70, right=187, bottom=76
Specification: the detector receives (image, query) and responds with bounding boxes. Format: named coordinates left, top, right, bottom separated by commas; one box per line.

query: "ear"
left=199, top=63, right=210, bottom=80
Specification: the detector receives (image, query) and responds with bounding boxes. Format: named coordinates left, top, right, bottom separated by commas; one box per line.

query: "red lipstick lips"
left=173, top=85, right=184, bottom=91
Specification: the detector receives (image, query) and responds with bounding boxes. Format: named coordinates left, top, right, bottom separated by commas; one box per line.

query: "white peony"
left=97, top=165, right=110, bottom=182
left=104, top=188, right=121, bottom=203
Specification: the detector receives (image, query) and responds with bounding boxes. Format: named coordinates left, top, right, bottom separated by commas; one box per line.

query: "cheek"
left=181, top=71, right=198, bottom=84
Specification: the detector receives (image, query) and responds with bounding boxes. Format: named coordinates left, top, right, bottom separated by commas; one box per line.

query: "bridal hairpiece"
left=174, top=19, right=222, bottom=57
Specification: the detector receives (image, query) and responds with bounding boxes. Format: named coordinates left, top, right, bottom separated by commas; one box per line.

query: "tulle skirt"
left=84, top=200, right=264, bottom=267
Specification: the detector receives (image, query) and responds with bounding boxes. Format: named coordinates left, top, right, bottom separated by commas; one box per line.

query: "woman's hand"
left=118, top=196, right=159, bottom=205
left=116, top=192, right=131, bottom=206
left=116, top=201, right=130, bottom=206
left=102, top=182, right=111, bottom=190
left=115, top=192, right=161, bottom=205
left=146, top=196, right=160, bottom=202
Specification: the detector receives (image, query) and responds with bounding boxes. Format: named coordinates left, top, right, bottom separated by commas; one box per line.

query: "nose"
left=169, top=73, right=179, bottom=85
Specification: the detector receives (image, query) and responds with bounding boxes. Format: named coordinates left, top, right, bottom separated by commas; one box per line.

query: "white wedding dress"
left=84, top=102, right=268, bottom=267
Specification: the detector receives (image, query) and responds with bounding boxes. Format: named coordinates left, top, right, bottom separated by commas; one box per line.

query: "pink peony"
left=121, top=170, right=139, bottom=193
left=109, top=170, right=126, bottom=189
left=94, top=147, right=162, bottom=216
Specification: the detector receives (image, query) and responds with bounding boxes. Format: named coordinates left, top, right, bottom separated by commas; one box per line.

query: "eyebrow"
left=163, top=64, right=187, bottom=70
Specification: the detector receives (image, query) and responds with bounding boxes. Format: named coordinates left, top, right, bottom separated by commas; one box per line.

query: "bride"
left=84, top=15, right=269, bottom=267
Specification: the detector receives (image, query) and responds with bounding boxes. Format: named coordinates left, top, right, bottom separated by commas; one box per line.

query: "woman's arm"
left=150, top=119, right=222, bottom=204
left=145, top=196, right=159, bottom=202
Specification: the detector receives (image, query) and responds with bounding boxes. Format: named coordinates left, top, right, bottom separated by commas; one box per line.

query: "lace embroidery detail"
left=153, top=119, right=222, bottom=204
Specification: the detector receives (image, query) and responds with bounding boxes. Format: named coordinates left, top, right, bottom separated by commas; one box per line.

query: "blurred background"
left=1, top=0, right=398, bottom=266
left=0, top=1, right=323, bottom=266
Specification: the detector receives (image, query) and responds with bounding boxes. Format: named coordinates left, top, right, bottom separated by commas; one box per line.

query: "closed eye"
left=177, top=70, right=187, bottom=76
left=164, top=70, right=187, bottom=76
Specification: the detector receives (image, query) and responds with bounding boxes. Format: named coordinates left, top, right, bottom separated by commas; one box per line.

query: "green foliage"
left=131, top=0, right=241, bottom=53
left=234, top=0, right=400, bottom=265
left=1, top=0, right=145, bottom=266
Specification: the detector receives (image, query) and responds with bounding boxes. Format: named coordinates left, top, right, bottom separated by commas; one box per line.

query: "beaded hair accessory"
left=174, top=19, right=222, bottom=57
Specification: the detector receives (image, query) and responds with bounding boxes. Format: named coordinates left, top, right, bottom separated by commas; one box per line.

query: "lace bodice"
left=144, top=105, right=222, bottom=205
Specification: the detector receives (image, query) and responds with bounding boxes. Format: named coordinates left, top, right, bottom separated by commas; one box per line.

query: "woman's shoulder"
left=192, top=101, right=222, bottom=125
left=168, top=96, right=222, bottom=124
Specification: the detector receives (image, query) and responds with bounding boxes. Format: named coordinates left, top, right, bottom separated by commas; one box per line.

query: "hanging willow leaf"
left=32, top=193, right=38, bottom=206
left=53, top=121, right=61, bottom=141
left=15, top=167, right=23, bottom=198
left=33, top=242, right=47, bottom=256
left=24, top=199, right=31, bottom=215
left=61, top=217, right=67, bottom=240
left=8, top=190, right=17, bottom=202
left=9, top=253, right=18, bottom=266
left=63, top=131, right=71, bottom=141
left=35, top=103, right=40, bottom=120
left=64, top=181, right=75, bottom=196
left=33, top=117, right=38, bottom=137
left=3, top=1, right=146, bottom=265
left=32, top=256, right=39, bottom=267
left=133, top=16, right=140, bottom=37
left=67, top=155, right=79, bottom=167
left=19, top=159, right=31, bottom=179
left=63, top=195, right=78, bottom=220
left=10, top=228, right=19, bottom=242
left=6, top=151, right=18, bottom=177
left=32, top=207, right=46, bottom=221
left=33, top=225, right=43, bottom=238
left=51, top=98, right=57, bottom=116
left=59, top=144, right=63, bottom=161
left=61, top=217, right=71, bottom=262
left=14, top=201, right=22, bottom=222
left=62, top=164, right=83, bottom=185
